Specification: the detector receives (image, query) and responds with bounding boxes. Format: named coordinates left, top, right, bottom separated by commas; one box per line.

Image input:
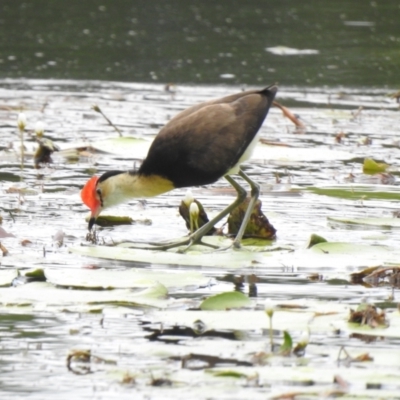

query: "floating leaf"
left=86, top=214, right=134, bottom=227
left=69, top=245, right=271, bottom=268
left=44, top=267, right=210, bottom=290
left=310, top=242, right=389, bottom=256
left=328, top=216, right=400, bottom=229
left=350, top=266, right=381, bottom=283
left=306, top=184, right=400, bottom=201
left=228, top=198, right=276, bottom=239
left=89, top=137, right=150, bottom=157
left=24, top=268, right=46, bottom=281
left=0, top=270, right=18, bottom=287
left=253, top=145, right=353, bottom=162
left=209, top=370, right=249, bottom=378
left=307, top=233, right=328, bottom=248
left=349, top=304, right=388, bottom=329
left=0, top=281, right=169, bottom=309
left=279, top=331, right=293, bottom=356
left=363, top=158, right=388, bottom=174
left=200, top=291, right=251, bottom=311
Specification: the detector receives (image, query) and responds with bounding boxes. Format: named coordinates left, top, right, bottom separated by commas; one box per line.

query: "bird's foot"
left=211, top=239, right=250, bottom=253
left=176, top=239, right=219, bottom=253
left=146, top=235, right=218, bottom=252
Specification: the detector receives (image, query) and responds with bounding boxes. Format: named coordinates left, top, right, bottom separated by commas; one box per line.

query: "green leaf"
left=0, top=270, right=18, bottom=287
left=211, top=370, right=248, bottom=378
left=306, top=184, right=400, bottom=201
left=310, top=242, right=390, bottom=255
left=328, top=216, right=400, bottom=229
left=89, top=137, right=150, bottom=157
left=24, top=268, right=46, bottom=281
left=279, top=331, right=293, bottom=355
left=0, top=281, right=169, bottom=310
left=253, top=144, right=354, bottom=162
left=44, top=267, right=209, bottom=290
left=363, top=158, right=388, bottom=174
left=87, top=214, right=134, bottom=227
left=200, top=291, right=251, bottom=311
left=306, top=233, right=328, bottom=248
left=69, top=245, right=271, bottom=268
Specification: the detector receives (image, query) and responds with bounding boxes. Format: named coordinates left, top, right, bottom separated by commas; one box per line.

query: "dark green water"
left=1, top=0, right=399, bottom=87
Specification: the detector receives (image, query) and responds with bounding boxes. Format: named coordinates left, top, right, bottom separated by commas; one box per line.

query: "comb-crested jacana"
left=81, top=85, right=277, bottom=250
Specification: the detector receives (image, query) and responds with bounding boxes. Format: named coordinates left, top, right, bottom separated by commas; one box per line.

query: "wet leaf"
left=24, top=268, right=46, bottom=281
left=178, top=195, right=216, bottom=235
left=350, top=266, right=381, bottom=283
left=89, top=137, right=150, bottom=157
left=0, top=270, right=18, bottom=287
left=44, top=267, right=210, bottom=290
left=328, top=216, right=400, bottom=229
left=86, top=214, right=134, bottom=227
left=69, top=245, right=272, bottom=268
left=279, top=331, right=293, bottom=356
left=309, top=242, right=390, bottom=256
left=307, top=185, right=400, bottom=200
left=228, top=198, right=276, bottom=239
left=363, top=158, right=388, bottom=174
left=306, top=233, right=328, bottom=248
left=149, top=309, right=315, bottom=332
left=200, top=291, right=251, bottom=311
left=349, top=304, right=388, bottom=329
left=362, top=266, right=400, bottom=288
left=0, top=281, right=169, bottom=309
left=210, top=370, right=249, bottom=378
left=253, top=145, right=353, bottom=162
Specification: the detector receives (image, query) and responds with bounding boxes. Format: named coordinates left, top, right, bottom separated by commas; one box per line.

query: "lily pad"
left=306, top=184, right=400, bottom=201
left=306, top=233, right=328, bottom=248
left=328, top=216, right=400, bottom=229
left=149, top=309, right=316, bottom=333
left=69, top=245, right=272, bottom=269
left=44, top=267, right=210, bottom=290
left=309, top=242, right=390, bottom=255
left=0, top=281, right=169, bottom=309
left=200, top=291, right=251, bottom=311
left=363, top=158, right=388, bottom=174
left=88, top=136, right=150, bottom=157
left=277, top=241, right=400, bottom=269
left=253, top=145, right=354, bottom=162
left=88, top=214, right=134, bottom=227
left=0, top=269, right=18, bottom=287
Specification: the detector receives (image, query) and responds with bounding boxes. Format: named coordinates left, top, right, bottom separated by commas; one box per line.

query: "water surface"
left=1, top=1, right=399, bottom=86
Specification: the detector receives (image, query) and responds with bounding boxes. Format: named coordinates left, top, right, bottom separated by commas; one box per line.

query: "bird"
left=81, top=84, right=278, bottom=250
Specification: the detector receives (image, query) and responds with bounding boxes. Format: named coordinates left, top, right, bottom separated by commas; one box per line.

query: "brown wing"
left=139, top=86, right=277, bottom=188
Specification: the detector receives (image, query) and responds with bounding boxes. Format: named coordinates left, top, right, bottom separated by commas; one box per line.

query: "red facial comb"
left=81, top=176, right=99, bottom=211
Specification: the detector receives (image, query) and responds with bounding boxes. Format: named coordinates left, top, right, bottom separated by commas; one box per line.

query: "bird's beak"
left=88, top=206, right=102, bottom=231
left=88, top=216, right=96, bottom=230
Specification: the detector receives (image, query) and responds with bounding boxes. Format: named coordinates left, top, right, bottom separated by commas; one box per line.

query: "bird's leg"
left=120, top=175, right=247, bottom=252
left=149, top=176, right=248, bottom=252
left=231, top=170, right=260, bottom=249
